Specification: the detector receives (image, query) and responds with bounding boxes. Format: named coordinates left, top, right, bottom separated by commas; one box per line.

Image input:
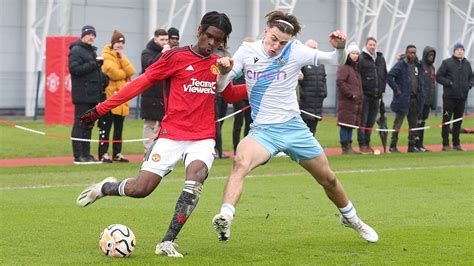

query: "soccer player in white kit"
left=212, top=10, right=378, bottom=243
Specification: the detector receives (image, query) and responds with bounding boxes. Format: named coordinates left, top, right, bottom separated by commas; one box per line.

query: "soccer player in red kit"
left=76, top=11, right=245, bottom=258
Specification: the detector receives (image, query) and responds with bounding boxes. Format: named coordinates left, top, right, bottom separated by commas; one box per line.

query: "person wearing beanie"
left=387, top=44, right=425, bottom=153
left=436, top=42, right=473, bottom=151
left=167, top=27, right=180, bottom=48
left=357, top=37, right=387, bottom=154
left=98, top=30, right=136, bottom=163
left=68, top=24, right=107, bottom=164
left=140, top=28, right=169, bottom=154
left=336, top=42, right=363, bottom=154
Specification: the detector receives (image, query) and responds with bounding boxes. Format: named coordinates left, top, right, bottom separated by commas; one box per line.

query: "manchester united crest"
left=151, top=153, right=161, bottom=162
left=210, top=64, right=219, bottom=75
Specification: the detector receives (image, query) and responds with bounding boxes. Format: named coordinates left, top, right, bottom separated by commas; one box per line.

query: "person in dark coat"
left=298, top=39, right=327, bottom=135
left=168, top=27, right=180, bottom=48
left=436, top=42, right=473, bottom=151
left=69, top=25, right=108, bottom=164
left=336, top=42, right=363, bottom=154
left=417, top=46, right=437, bottom=152
left=140, top=29, right=170, bottom=154
left=387, top=44, right=425, bottom=153
left=357, top=37, right=387, bottom=154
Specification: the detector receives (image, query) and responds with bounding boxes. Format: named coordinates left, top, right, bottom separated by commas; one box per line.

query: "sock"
left=220, top=203, right=235, bottom=222
left=101, top=179, right=129, bottom=196
left=161, top=181, right=202, bottom=242
left=339, top=201, right=360, bottom=224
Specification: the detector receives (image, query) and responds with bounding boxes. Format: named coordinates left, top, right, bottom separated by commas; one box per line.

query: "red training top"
left=96, top=46, right=247, bottom=141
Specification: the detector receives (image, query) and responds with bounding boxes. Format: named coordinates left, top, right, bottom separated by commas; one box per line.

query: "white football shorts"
left=141, top=138, right=216, bottom=177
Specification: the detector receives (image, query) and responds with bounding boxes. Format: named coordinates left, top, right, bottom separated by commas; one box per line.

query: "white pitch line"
left=0, top=164, right=471, bottom=191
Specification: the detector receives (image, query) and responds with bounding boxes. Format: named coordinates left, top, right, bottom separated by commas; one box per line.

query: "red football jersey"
left=95, top=46, right=247, bottom=142
left=145, top=46, right=225, bottom=141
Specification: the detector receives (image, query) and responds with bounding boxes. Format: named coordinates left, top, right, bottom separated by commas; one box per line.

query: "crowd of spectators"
left=69, top=24, right=473, bottom=163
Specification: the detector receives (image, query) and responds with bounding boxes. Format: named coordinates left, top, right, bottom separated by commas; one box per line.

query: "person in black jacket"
left=357, top=37, right=387, bottom=154
left=436, top=42, right=473, bottom=151
left=298, top=39, right=327, bottom=135
left=140, top=29, right=171, bottom=154
left=417, top=46, right=437, bottom=152
left=69, top=25, right=108, bottom=164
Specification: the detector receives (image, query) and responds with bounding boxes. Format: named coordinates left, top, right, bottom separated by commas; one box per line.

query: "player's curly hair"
left=200, top=11, right=232, bottom=46
left=265, top=10, right=301, bottom=36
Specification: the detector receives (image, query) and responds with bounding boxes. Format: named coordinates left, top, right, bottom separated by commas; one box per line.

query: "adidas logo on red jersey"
left=185, top=65, right=194, bottom=71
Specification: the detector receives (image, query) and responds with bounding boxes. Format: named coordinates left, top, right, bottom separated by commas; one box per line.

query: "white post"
left=252, top=0, right=260, bottom=39
left=148, top=0, right=158, bottom=38
left=25, top=0, right=36, bottom=117
left=339, top=0, right=348, bottom=34
left=201, top=0, right=207, bottom=17
left=443, top=0, right=451, bottom=60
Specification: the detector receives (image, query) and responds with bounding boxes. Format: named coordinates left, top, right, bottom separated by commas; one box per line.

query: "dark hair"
left=406, top=44, right=417, bottom=51
left=345, top=54, right=359, bottom=67
left=265, top=10, right=301, bottom=36
left=154, top=29, right=168, bottom=37
left=365, top=37, right=377, bottom=44
left=200, top=11, right=232, bottom=46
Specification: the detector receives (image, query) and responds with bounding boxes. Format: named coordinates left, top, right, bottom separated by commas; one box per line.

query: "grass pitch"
left=1, top=152, right=473, bottom=265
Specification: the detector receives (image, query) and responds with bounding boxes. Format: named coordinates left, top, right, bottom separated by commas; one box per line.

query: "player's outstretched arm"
left=216, top=57, right=235, bottom=93
left=221, top=84, right=248, bottom=104
left=80, top=74, right=154, bottom=128
left=317, top=31, right=347, bottom=66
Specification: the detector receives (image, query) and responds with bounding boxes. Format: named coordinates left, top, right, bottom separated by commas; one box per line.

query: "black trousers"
left=390, top=97, right=419, bottom=147
left=214, top=95, right=228, bottom=157
left=71, top=103, right=96, bottom=159
left=98, top=112, right=125, bottom=158
left=232, top=99, right=252, bottom=151
left=416, top=104, right=431, bottom=146
left=442, top=98, right=466, bottom=146
left=357, top=96, right=380, bottom=147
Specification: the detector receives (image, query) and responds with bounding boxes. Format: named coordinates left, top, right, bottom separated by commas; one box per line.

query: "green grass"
left=1, top=152, right=473, bottom=264
left=1, top=114, right=473, bottom=158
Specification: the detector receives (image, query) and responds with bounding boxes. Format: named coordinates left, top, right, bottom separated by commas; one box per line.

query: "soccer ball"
left=99, top=224, right=136, bottom=257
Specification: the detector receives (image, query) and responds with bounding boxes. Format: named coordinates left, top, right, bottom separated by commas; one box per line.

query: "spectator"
left=140, top=29, right=170, bottom=154
left=69, top=25, right=106, bottom=164
left=417, top=46, right=437, bottom=152
left=168, top=27, right=180, bottom=48
left=298, top=39, right=327, bottom=135
left=357, top=37, right=387, bottom=154
left=436, top=42, right=473, bottom=151
left=98, top=30, right=136, bottom=162
left=213, top=43, right=232, bottom=159
left=336, top=42, right=363, bottom=154
left=387, top=44, right=425, bottom=153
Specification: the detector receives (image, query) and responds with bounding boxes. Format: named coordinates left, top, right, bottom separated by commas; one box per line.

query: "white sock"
left=339, top=201, right=360, bottom=224
left=118, top=179, right=130, bottom=196
left=220, top=203, right=235, bottom=222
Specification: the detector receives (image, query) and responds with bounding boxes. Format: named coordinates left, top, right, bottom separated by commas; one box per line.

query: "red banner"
left=45, top=36, right=79, bottom=125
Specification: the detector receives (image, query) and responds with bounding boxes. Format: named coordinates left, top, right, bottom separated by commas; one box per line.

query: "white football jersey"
left=227, top=39, right=344, bottom=125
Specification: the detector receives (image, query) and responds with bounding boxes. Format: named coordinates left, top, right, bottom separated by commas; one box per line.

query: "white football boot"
left=212, top=213, right=231, bottom=241
left=155, top=241, right=183, bottom=258
left=76, top=177, right=117, bottom=207
left=340, top=215, right=379, bottom=243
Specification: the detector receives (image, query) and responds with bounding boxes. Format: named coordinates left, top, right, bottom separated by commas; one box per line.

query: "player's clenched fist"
left=217, top=57, right=234, bottom=75
left=329, top=30, right=347, bottom=49
left=80, top=107, right=101, bottom=128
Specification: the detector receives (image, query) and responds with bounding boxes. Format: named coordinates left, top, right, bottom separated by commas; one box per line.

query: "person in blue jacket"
left=387, top=44, right=424, bottom=153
